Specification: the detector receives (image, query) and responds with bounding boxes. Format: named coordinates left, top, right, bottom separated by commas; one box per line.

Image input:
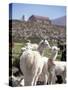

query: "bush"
left=28, top=36, right=42, bottom=43
left=13, top=56, right=20, bottom=68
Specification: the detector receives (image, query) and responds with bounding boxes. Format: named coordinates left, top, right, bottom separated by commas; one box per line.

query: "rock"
left=9, top=75, right=24, bottom=87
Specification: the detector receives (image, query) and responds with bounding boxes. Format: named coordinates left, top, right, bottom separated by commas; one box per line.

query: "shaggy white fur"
left=20, top=40, right=66, bottom=85
left=20, top=40, right=51, bottom=86
left=38, top=46, right=66, bottom=84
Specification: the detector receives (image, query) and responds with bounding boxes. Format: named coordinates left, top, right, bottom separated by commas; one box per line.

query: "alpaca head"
left=50, top=46, right=60, bottom=60
left=51, top=46, right=60, bottom=54
left=44, top=40, right=51, bottom=49
left=37, top=39, right=51, bottom=55
left=39, top=39, right=51, bottom=49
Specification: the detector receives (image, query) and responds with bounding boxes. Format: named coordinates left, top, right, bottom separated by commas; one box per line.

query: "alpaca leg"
left=33, top=69, right=43, bottom=85
left=34, top=75, right=39, bottom=85
left=63, top=69, right=66, bottom=83
left=27, top=69, right=40, bottom=86
left=62, top=74, right=66, bottom=83
left=51, top=72, right=56, bottom=84
left=24, top=76, right=36, bottom=86
left=48, top=73, right=52, bottom=84
left=48, top=67, right=56, bottom=84
left=24, top=72, right=36, bottom=86
left=50, top=70, right=56, bottom=84
left=44, top=74, right=48, bottom=85
left=47, top=71, right=56, bottom=84
left=31, top=74, right=38, bottom=85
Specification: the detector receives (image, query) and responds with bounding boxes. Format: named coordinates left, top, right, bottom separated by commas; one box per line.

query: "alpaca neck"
left=37, top=46, right=44, bottom=55
left=50, top=52, right=58, bottom=61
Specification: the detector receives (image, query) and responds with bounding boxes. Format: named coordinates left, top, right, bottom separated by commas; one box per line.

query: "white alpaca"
left=47, top=46, right=60, bottom=84
left=38, top=46, right=59, bottom=84
left=48, top=46, right=66, bottom=84
left=30, top=43, right=38, bottom=50
left=21, top=42, right=33, bottom=52
left=37, top=40, right=51, bottom=55
left=38, top=46, right=66, bottom=84
left=21, top=40, right=38, bottom=52
left=53, top=61, right=66, bottom=83
left=20, top=40, right=51, bottom=86
left=47, top=61, right=66, bottom=84
left=26, top=40, right=38, bottom=50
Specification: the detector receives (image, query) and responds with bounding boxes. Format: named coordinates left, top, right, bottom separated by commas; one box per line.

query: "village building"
left=28, top=15, right=51, bottom=24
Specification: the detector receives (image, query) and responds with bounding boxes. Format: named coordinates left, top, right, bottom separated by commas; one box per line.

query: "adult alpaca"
left=53, top=61, right=66, bottom=84
left=20, top=40, right=51, bottom=86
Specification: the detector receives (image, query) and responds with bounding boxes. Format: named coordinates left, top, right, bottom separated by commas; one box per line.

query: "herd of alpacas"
left=20, top=39, right=66, bottom=86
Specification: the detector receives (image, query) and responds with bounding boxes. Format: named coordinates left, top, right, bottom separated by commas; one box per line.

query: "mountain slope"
left=52, top=16, right=66, bottom=26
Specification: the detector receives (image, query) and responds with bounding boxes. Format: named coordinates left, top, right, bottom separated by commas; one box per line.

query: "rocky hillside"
left=52, top=16, right=66, bottom=26
left=9, top=20, right=66, bottom=43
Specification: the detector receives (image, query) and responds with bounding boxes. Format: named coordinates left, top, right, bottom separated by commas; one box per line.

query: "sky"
left=9, top=3, right=66, bottom=20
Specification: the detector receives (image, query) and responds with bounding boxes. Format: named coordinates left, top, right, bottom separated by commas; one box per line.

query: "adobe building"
left=28, top=15, right=51, bottom=24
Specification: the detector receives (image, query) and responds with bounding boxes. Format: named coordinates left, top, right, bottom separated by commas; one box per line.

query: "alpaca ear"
left=40, top=40, right=43, bottom=43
